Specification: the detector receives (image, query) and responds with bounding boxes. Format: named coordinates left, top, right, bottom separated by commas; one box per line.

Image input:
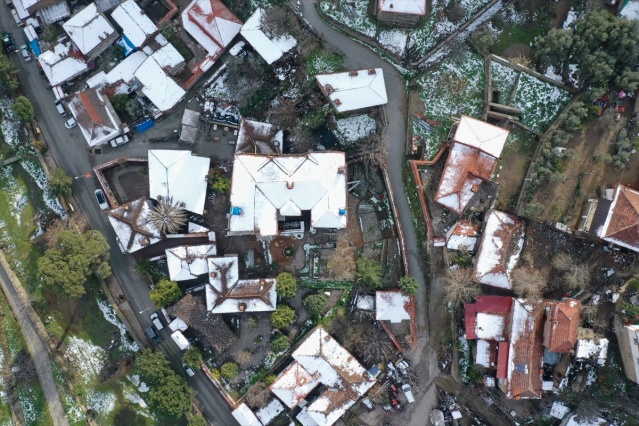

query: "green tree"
left=12, top=96, right=34, bottom=123
left=37, top=229, right=111, bottom=298
left=276, top=272, right=297, bottom=298
left=136, top=348, right=172, bottom=384
left=182, top=348, right=203, bottom=369
left=398, top=276, right=419, bottom=295
left=356, top=256, right=383, bottom=288
left=150, top=279, right=182, bottom=307
left=110, top=93, right=129, bottom=114
left=270, top=305, right=296, bottom=328
left=210, top=368, right=221, bottom=381
left=303, top=293, right=328, bottom=317
left=270, top=335, right=291, bottom=353
left=220, top=362, right=239, bottom=379
left=49, top=168, right=73, bottom=195
left=136, top=349, right=191, bottom=417
left=126, top=98, right=143, bottom=119
left=0, top=55, right=19, bottom=94
left=470, top=26, right=496, bottom=53
left=188, top=414, right=207, bottom=426
left=263, top=374, right=277, bottom=385
left=209, top=176, right=231, bottom=195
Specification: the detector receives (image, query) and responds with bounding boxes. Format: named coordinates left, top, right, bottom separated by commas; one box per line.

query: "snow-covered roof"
left=205, top=255, right=276, bottom=313
left=38, top=42, right=89, bottom=86
left=166, top=244, right=217, bottom=281
left=316, top=69, right=388, bottom=113
left=474, top=210, right=525, bottom=289
left=111, top=0, right=158, bottom=48
left=475, top=339, right=495, bottom=368
left=453, top=116, right=509, bottom=158
left=599, top=184, right=639, bottom=253
left=270, top=361, right=321, bottom=408
left=378, top=0, right=426, bottom=15
left=12, top=0, right=30, bottom=19
left=229, top=153, right=347, bottom=237
left=565, top=414, right=607, bottom=426
left=105, top=50, right=147, bottom=85
left=181, top=0, right=242, bottom=58
left=375, top=290, right=411, bottom=323
left=62, top=3, right=116, bottom=56
left=550, top=402, right=570, bottom=420
left=150, top=42, right=184, bottom=70
left=256, top=398, right=284, bottom=425
left=168, top=318, right=188, bottom=332
left=232, top=403, right=262, bottom=426
left=134, top=55, right=186, bottom=111
left=476, top=312, right=506, bottom=340
left=40, top=2, right=71, bottom=24
left=272, top=326, right=375, bottom=426
left=148, top=150, right=210, bottom=214
left=446, top=221, right=480, bottom=251
left=106, top=197, right=162, bottom=253
left=240, top=8, right=297, bottom=64
left=576, top=338, right=609, bottom=366
left=236, top=119, right=283, bottom=154
left=67, top=89, right=122, bottom=147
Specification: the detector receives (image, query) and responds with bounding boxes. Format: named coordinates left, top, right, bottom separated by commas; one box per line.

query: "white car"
left=229, top=41, right=245, bottom=57
left=94, top=189, right=109, bottom=210
left=64, top=117, right=77, bottom=129
left=402, top=384, right=415, bottom=403
left=183, top=363, right=195, bottom=377
left=19, top=45, right=31, bottom=61
left=110, top=134, right=130, bottom=147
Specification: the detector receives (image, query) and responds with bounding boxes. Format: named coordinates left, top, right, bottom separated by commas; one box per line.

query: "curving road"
left=296, top=0, right=429, bottom=333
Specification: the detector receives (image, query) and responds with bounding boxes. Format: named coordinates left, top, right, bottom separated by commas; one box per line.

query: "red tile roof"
left=186, top=0, right=242, bottom=49
left=602, top=185, right=639, bottom=252
left=543, top=299, right=581, bottom=353
left=475, top=295, right=513, bottom=314
left=465, top=303, right=477, bottom=339
left=496, top=341, right=509, bottom=379
left=451, top=220, right=480, bottom=236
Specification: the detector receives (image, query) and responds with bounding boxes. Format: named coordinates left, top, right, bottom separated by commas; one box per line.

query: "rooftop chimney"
left=286, top=181, right=294, bottom=190
left=349, top=71, right=358, bottom=77
left=368, top=68, right=376, bottom=75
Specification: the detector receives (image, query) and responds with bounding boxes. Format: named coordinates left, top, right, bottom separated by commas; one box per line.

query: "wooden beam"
left=488, top=102, right=522, bottom=115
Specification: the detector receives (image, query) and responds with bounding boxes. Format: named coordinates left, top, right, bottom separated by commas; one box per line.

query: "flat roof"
left=111, top=0, right=158, bottom=48
left=316, top=69, right=388, bottom=112
left=134, top=56, right=186, bottom=111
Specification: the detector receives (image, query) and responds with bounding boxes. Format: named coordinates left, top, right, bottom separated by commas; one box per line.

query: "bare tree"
left=268, top=98, right=300, bottom=130
left=581, top=304, right=607, bottom=333
left=146, top=196, right=187, bottom=234
left=563, top=264, right=591, bottom=291
left=244, top=382, right=270, bottom=408
left=233, top=350, right=253, bottom=367
left=552, top=252, right=574, bottom=272
left=356, top=330, right=393, bottom=364
left=289, top=125, right=315, bottom=152
left=512, top=268, right=546, bottom=300
left=12, top=350, right=37, bottom=384
left=353, top=134, right=388, bottom=173
left=44, top=218, right=71, bottom=248
left=260, top=6, right=300, bottom=40
left=326, top=235, right=357, bottom=280
left=444, top=268, right=480, bottom=305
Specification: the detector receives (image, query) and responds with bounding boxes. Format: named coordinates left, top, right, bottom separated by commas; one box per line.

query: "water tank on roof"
left=231, top=207, right=241, bottom=215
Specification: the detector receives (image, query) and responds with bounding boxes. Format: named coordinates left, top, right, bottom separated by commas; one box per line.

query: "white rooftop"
left=166, top=244, right=217, bottom=281
left=236, top=119, right=283, bottom=154
left=106, top=198, right=162, bottom=253
left=148, top=150, right=210, bottom=214
left=67, top=89, right=122, bottom=147
left=316, top=69, right=388, bottom=113
left=231, top=403, right=261, bottom=426
left=106, top=50, right=147, bottom=85
left=475, top=339, right=493, bottom=368
left=134, top=56, right=186, bottom=111
left=256, top=398, right=285, bottom=425
left=550, top=402, right=570, bottom=420
left=270, top=361, right=321, bottom=409
left=229, top=153, right=347, bottom=237
left=378, top=0, right=427, bottom=15
left=62, top=3, right=116, bottom=56
left=475, top=312, right=506, bottom=340
left=111, top=0, right=158, bottom=48
left=240, top=8, right=297, bottom=64
left=181, top=0, right=242, bottom=57
left=453, top=116, right=510, bottom=158
left=38, top=42, right=89, bottom=86
left=375, top=290, right=411, bottom=323
left=150, top=42, right=184, bottom=70
left=39, top=2, right=71, bottom=24
left=575, top=338, right=609, bottom=366
left=205, top=255, right=277, bottom=313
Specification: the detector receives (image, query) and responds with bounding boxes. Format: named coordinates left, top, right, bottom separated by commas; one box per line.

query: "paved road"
left=0, top=11, right=239, bottom=426
left=0, top=255, right=69, bottom=426
left=296, top=0, right=429, bottom=332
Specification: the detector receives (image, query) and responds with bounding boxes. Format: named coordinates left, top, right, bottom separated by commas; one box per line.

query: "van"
left=145, top=326, right=162, bottom=345
left=401, top=384, right=415, bottom=403
left=150, top=312, right=164, bottom=331
left=54, top=100, right=67, bottom=116
left=171, top=330, right=190, bottom=351
left=11, top=9, right=23, bottom=27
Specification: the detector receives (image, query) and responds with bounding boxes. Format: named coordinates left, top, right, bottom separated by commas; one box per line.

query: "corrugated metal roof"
left=496, top=341, right=509, bottom=378
left=465, top=303, right=477, bottom=339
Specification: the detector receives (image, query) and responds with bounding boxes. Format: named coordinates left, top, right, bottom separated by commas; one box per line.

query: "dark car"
left=2, top=32, right=16, bottom=53
left=145, top=326, right=162, bottom=345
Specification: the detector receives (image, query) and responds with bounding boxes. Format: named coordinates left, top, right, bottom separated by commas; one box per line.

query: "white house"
left=617, top=324, right=639, bottom=384
left=62, top=3, right=117, bottom=60
left=134, top=54, right=186, bottom=112
left=111, top=0, right=158, bottom=49
left=375, top=290, right=411, bottom=323
left=38, top=42, right=89, bottom=86
left=316, top=68, right=388, bottom=113
left=66, top=89, right=125, bottom=147
left=106, top=197, right=162, bottom=253
left=240, top=8, right=296, bottom=64
left=166, top=244, right=218, bottom=281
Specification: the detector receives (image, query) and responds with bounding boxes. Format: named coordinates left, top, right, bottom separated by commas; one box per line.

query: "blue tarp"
left=117, top=36, right=135, bottom=57
left=136, top=118, right=154, bottom=132
left=29, top=40, right=40, bottom=57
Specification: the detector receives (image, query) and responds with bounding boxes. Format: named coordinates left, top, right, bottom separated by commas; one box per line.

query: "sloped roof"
left=474, top=210, right=525, bottom=289
left=181, top=0, right=242, bottom=56
left=434, top=141, right=497, bottom=215
left=150, top=42, right=184, bottom=70
left=240, top=8, right=297, bottom=64
left=166, top=244, right=217, bottom=281
left=316, top=69, right=388, bottom=113
left=543, top=299, right=581, bottom=353
left=476, top=339, right=496, bottom=367
left=105, top=50, right=147, bottom=86
left=465, top=303, right=477, bottom=339
left=229, top=153, right=347, bottom=237
left=38, top=42, right=89, bottom=86
left=600, top=184, right=639, bottom=252
left=256, top=398, right=285, bottom=425
left=111, top=0, right=157, bottom=48
left=465, top=296, right=513, bottom=340
left=134, top=56, right=186, bottom=111
left=205, top=255, right=276, bottom=313
left=270, top=361, right=321, bottom=408
left=106, top=197, right=162, bottom=253
left=375, top=290, right=411, bottom=323
left=453, top=116, right=509, bottom=158
left=62, top=3, right=116, bottom=56
left=378, top=0, right=427, bottom=15
left=281, top=326, right=376, bottom=426
left=447, top=220, right=480, bottom=251
left=231, top=403, right=261, bottom=426
left=496, top=341, right=509, bottom=379
left=148, top=150, right=210, bottom=214
left=67, top=89, right=122, bottom=147
left=236, top=119, right=283, bottom=154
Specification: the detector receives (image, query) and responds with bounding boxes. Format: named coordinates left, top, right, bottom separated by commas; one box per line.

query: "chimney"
left=286, top=181, right=294, bottom=190
left=238, top=303, right=247, bottom=312
left=210, top=271, right=217, bottom=278
left=324, top=84, right=334, bottom=93
left=349, top=71, right=358, bottom=77
left=337, top=165, right=346, bottom=174
left=368, top=68, right=377, bottom=75
left=334, top=99, right=342, bottom=106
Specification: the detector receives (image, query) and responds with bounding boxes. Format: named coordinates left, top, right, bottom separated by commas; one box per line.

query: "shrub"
left=627, top=278, right=639, bottom=293
left=182, top=348, right=203, bottom=369
left=49, top=168, right=73, bottom=195
left=210, top=368, right=221, bottom=381
left=149, top=279, right=182, bottom=307
left=270, top=335, right=291, bottom=353
left=276, top=272, right=297, bottom=298
left=221, top=362, right=239, bottom=379
left=270, top=305, right=296, bottom=328
left=263, top=374, right=277, bottom=385
left=398, top=276, right=419, bottom=295
left=12, top=96, right=34, bottom=123
left=356, top=256, right=383, bottom=288
left=304, top=293, right=328, bottom=317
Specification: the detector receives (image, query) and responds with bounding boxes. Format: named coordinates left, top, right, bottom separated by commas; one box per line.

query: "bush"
left=304, top=293, right=328, bottom=317
left=270, top=335, right=291, bottom=353
left=111, top=93, right=129, bottom=114
left=221, top=362, right=239, bottom=379
left=210, top=368, right=221, bottom=380
left=627, top=278, right=639, bottom=293
left=270, top=305, right=296, bottom=328
left=263, top=374, right=277, bottom=385
left=276, top=272, right=297, bottom=298
left=356, top=257, right=383, bottom=288
left=150, top=279, right=182, bottom=307
left=398, top=276, right=419, bottom=295
left=49, top=168, right=73, bottom=195
left=12, top=96, right=34, bottom=123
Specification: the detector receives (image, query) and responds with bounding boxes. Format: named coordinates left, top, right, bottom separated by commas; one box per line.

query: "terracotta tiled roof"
left=187, top=0, right=242, bottom=49
left=475, top=295, right=513, bottom=313
left=67, top=89, right=122, bottom=147
left=451, top=220, right=480, bottom=236
left=601, top=185, right=639, bottom=252
left=465, top=303, right=477, bottom=339
left=496, top=341, right=509, bottom=379
left=543, top=299, right=581, bottom=353
left=465, top=296, right=513, bottom=340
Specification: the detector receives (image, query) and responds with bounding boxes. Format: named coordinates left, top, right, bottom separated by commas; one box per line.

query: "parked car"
left=150, top=312, right=164, bottom=331
left=54, top=100, right=68, bottom=116
left=396, top=359, right=410, bottom=375
left=94, top=189, right=109, bottom=210
left=183, top=364, right=195, bottom=377
left=11, top=9, right=23, bottom=27
left=145, top=326, right=162, bottom=345
left=402, top=384, right=415, bottom=403
left=31, top=119, right=41, bottom=137
left=2, top=32, right=16, bottom=53
left=64, top=117, right=77, bottom=129
left=19, top=44, right=31, bottom=61
left=109, top=134, right=130, bottom=147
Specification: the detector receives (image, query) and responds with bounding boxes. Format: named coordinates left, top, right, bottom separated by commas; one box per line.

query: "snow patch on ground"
left=492, top=62, right=519, bottom=101
left=66, top=336, right=106, bottom=385
left=19, top=159, right=65, bottom=217
left=204, top=73, right=232, bottom=100
left=378, top=29, right=408, bottom=57
left=0, top=99, right=20, bottom=147
left=320, top=0, right=376, bottom=38
left=512, top=72, right=572, bottom=132
left=334, top=115, right=376, bottom=146
left=123, top=387, right=148, bottom=410
left=97, top=299, right=139, bottom=353
left=62, top=394, right=85, bottom=424
left=86, top=390, right=116, bottom=417
left=563, top=8, right=579, bottom=28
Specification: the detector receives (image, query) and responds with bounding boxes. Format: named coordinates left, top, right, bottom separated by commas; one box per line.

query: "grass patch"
left=512, top=72, right=572, bottom=133
left=305, top=49, right=344, bottom=75
left=491, top=22, right=548, bottom=55
left=402, top=165, right=427, bottom=247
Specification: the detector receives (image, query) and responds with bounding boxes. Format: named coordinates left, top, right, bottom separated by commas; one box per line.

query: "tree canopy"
left=0, top=55, right=19, bottom=94
left=535, top=11, right=639, bottom=90
left=12, top=96, right=34, bottom=123
left=49, top=169, right=73, bottom=195
left=37, top=229, right=111, bottom=298
left=276, top=272, right=297, bottom=298
left=270, top=334, right=291, bottom=353
left=304, top=293, right=328, bottom=317
left=221, top=362, right=239, bottom=379
left=398, top=276, right=419, bottom=295
left=270, top=305, right=296, bottom=328
left=150, top=279, right=182, bottom=308
left=356, top=256, right=383, bottom=288
left=110, top=93, right=129, bottom=114
left=182, top=348, right=203, bottom=369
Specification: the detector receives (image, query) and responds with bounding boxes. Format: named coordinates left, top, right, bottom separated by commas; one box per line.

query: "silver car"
left=19, top=45, right=31, bottom=61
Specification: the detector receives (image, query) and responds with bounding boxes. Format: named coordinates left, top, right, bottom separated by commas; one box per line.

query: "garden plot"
left=378, top=29, right=408, bottom=57
left=333, top=115, right=376, bottom=146
left=320, top=0, right=377, bottom=38
left=511, top=72, right=572, bottom=133
left=491, top=61, right=519, bottom=102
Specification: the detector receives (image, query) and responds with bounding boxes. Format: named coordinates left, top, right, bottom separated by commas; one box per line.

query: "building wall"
left=617, top=325, right=639, bottom=384
left=377, top=11, right=421, bottom=27
left=26, top=0, right=60, bottom=13
left=84, top=29, right=119, bottom=61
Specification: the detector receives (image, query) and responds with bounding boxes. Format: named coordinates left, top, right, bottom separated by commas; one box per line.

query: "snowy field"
left=491, top=62, right=519, bottom=103
left=320, top=0, right=376, bottom=38
left=334, top=115, right=376, bottom=146
left=512, top=72, right=572, bottom=133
